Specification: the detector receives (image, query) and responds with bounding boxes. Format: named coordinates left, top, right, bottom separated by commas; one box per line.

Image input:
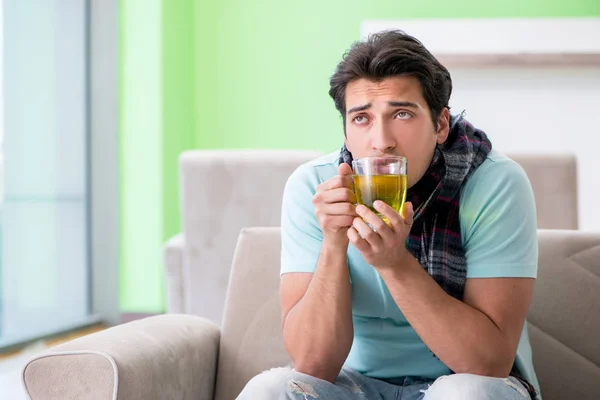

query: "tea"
left=353, top=174, right=408, bottom=223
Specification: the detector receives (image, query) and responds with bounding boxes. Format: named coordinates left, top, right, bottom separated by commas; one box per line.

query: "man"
left=238, top=30, right=540, bottom=400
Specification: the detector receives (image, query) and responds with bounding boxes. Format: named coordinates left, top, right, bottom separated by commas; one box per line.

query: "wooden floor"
left=0, top=323, right=106, bottom=361
left=43, top=323, right=106, bottom=347
left=0, top=346, right=23, bottom=361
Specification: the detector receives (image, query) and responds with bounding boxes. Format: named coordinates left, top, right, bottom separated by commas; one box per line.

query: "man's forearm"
left=378, top=256, right=514, bottom=377
left=283, top=242, right=354, bottom=382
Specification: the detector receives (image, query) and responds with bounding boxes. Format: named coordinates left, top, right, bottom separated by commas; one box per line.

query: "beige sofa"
left=23, top=228, right=600, bottom=400
left=165, top=151, right=579, bottom=326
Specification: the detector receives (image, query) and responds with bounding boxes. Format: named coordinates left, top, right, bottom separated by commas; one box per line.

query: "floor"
left=0, top=324, right=105, bottom=399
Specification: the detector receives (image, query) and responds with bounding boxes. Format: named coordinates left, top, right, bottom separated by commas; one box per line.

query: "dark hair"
left=329, top=30, right=452, bottom=131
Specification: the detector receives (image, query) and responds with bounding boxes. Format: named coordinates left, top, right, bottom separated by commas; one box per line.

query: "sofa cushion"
left=214, top=228, right=290, bottom=400
left=528, top=230, right=600, bottom=399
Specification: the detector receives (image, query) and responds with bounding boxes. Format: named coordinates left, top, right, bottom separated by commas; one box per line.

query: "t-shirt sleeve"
left=280, top=164, right=324, bottom=275
left=460, top=158, right=538, bottom=279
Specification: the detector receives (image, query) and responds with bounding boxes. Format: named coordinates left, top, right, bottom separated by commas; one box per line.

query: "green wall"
left=162, top=0, right=196, bottom=247
left=119, top=0, right=600, bottom=313
left=119, top=0, right=163, bottom=313
left=119, top=0, right=197, bottom=313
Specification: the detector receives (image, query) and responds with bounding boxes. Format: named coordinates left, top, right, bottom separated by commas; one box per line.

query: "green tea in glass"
left=352, top=156, right=408, bottom=224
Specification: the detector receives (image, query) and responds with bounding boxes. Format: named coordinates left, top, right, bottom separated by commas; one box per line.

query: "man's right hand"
left=313, top=163, right=358, bottom=247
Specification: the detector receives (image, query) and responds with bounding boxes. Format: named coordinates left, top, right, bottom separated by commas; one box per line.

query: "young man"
left=238, top=30, right=540, bottom=400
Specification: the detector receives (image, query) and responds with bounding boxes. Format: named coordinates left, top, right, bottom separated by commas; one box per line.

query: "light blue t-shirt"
left=280, top=149, right=541, bottom=397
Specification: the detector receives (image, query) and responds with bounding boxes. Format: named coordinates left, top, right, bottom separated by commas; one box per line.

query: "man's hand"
left=313, top=163, right=358, bottom=247
left=347, top=200, right=415, bottom=270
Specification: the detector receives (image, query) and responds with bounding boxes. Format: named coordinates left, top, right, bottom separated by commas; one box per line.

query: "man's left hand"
left=347, top=201, right=414, bottom=270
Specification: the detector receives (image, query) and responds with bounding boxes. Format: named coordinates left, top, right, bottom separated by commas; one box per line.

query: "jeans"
left=236, top=367, right=532, bottom=400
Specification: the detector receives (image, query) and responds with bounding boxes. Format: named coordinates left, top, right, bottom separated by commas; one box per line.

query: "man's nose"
left=371, top=121, right=396, bottom=154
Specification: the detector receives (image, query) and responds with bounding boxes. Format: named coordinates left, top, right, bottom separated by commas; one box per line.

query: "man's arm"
left=280, top=162, right=358, bottom=382
left=281, top=242, right=353, bottom=382
left=378, top=260, right=534, bottom=376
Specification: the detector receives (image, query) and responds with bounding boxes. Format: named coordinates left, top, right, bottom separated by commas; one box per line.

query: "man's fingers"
left=352, top=216, right=383, bottom=250
left=356, top=204, right=395, bottom=242
left=347, top=227, right=370, bottom=253
left=330, top=163, right=354, bottom=189
left=373, top=200, right=402, bottom=227
left=315, top=163, right=355, bottom=194
left=402, top=202, right=414, bottom=226
left=325, top=215, right=355, bottom=229
left=321, top=202, right=358, bottom=216
left=327, top=174, right=354, bottom=190
left=314, top=187, right=356, bottom=204
left=316, top=174, right=354, bottom=192
left=338, top=162, right=353, bottom=176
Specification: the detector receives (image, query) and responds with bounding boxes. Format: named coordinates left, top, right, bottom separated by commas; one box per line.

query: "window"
left=0, top=0, right=92, bottom=345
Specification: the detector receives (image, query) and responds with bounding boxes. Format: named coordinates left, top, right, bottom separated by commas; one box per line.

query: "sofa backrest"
left=508, top=154, right=578, bottom=229
left=216, top=227, right=600, bottom=400
left=177, top=151, right=577, bottom=325
left=179, top=150, right=322, bottom=324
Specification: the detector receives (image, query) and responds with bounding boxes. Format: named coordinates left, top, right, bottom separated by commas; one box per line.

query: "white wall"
left=449, top=67, right=600, bottom=231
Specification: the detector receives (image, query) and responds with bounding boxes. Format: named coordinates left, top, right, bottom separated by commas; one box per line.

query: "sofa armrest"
left=23, top=314, right=220, bottom=400
left=164, top=233, right=186, bottom=313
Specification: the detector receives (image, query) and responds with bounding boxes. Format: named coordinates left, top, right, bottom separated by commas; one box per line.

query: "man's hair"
left=329, top=30, right=452, bottom=131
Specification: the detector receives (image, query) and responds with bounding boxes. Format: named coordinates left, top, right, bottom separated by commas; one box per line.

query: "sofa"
left=164, top=151, right=579, bottom=326
left=22, top=228, right=600, bottom=400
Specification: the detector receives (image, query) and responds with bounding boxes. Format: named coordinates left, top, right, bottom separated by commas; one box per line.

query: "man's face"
left=344, top=76, right=449, bottom=188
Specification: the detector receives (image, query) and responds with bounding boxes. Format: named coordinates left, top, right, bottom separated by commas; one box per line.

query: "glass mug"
left=351, top=156, right=408, bottom=224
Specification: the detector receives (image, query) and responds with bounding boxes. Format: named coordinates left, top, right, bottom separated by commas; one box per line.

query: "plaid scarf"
left=339, top=114, right=539, bottom=399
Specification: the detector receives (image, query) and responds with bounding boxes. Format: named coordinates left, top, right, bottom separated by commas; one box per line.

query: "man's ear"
left=344, top=135, right=352, bottom=153
left=436, top=108, right=450, bottom=144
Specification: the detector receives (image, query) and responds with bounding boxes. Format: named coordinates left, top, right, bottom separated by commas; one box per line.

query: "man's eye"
left=395, top=112, right=412, bottom=120
left=353, top=116, right=368, bottom=124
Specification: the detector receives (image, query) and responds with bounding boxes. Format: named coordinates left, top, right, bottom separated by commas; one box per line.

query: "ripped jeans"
left=236, top=367, right=532, bottom=400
